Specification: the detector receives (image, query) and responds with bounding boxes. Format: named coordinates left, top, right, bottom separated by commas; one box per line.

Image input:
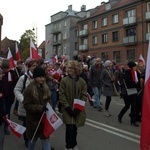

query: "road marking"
left=86, top=118, right=140, bottom=144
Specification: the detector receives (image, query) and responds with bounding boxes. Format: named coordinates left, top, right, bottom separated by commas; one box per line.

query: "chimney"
left=68, top=5, right=72, bottom=10
left=81, top=5, right=86, bottom=11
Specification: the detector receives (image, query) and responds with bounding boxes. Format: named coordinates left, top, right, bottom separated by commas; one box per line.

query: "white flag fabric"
left=73, top=99, right=85, bottom=111
left=138, top=54, right=145, bottom=66
left=42, top=103, right=63, bottom=138
left=4, top=117, right=26, bottom=138
left=7, top=47, right=15, bottom=69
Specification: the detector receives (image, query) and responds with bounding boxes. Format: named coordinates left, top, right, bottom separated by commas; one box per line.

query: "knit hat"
left=33, top=66, right=46, bottom=78
left=127, top=61, right=136, bottom=68
left=104, top=60, right=112, bottom=68
left=1, top=59, right=10, bottom=69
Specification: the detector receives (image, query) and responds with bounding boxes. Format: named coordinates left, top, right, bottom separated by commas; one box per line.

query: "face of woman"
left=29, top=63, right=37, bottom=73
left=67, top=64, right=76, bottom=77
left=35, top=77, right=45, bottom=84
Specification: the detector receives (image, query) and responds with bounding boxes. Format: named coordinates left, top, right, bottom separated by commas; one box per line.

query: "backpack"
left=21, top=74, right=28, bottom=93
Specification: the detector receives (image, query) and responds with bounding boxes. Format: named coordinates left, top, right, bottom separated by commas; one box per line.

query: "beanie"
left=104, top=60, right=112, bottom=68
left=1, top=59, right=10, bottom=69
left=33, top=66, right=46, bottom=78
left=127, top=61, right=136, bottom=68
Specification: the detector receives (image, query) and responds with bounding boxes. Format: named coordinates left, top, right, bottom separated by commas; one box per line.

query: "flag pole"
left=31, top=112, right=45, bottom=143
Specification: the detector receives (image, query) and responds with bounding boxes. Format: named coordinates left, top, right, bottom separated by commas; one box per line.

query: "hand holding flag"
left=73, top=99, right=85, bottom=111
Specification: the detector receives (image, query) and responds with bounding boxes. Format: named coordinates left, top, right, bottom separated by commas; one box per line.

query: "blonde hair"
left=66, top=60, right=82, bottom=75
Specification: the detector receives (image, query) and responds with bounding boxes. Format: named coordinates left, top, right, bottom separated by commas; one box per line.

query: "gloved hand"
left=65, top=107, right=74, bottom=116
left=73, top=108, right=81, bottom=117
left=42, top=106, right=48, bottom=112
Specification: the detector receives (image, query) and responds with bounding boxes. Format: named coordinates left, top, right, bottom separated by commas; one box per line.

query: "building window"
left=125, top=9, right=136, bottom=17
left=148, top=23, right=150, bottom=32
left=101, top=52, right=109, bottom=62
left=147, top=2, right=150, bottom=11
left=64, top=21, right=66, bottom=27
left=74, top=30, right=78, bottom=37
left=63, top=33, right=67, bottom=39
left=112, top=31, right=119, bottom=42
left=82, top=24, right=88, bottom=30
left=126, top=49, right=136, bottom=62
left=102, top=33, right=107, bottom=43
left=75, top=42, right=78, bottom=50
left=126, top=27, right=136, bottom=36
left=113, top=51, right=121, bottom=63
left=102, top=18, right=107, bottom=26
left=92, top=20, right=97, bottom=29
left=53, top=35, right=56, bottom=42
left=112, top=14, right=118, bottom=24
left=92, top=36, right=98, bottom=45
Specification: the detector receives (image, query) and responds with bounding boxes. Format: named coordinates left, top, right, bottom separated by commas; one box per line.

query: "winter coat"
left=14, top=71, right=33, bottom=117
left=23, top=82, right=51, bottom=140
left=59, top=75, right=87, bottom=127
left=89, top=64, right=104, bottom=88
left=101, top=69, right=114, bottom=96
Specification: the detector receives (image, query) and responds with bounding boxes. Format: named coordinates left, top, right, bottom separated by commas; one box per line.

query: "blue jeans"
left=51, top=89, right=58, bottom=110
left=93, top=87, right=101, bottom=108
left=28, top=138, right=51, bottom=150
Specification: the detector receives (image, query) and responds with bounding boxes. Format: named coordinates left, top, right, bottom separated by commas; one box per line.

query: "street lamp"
left=32, top=22, right=38, bottom=46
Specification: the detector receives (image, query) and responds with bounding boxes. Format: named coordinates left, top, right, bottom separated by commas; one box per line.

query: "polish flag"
left=15, top=42, right=21, bottom=60
left=138, top=54, right=145, bottom=66
left=87, top=93, right=95, bottom=102
left=140, top=39, right=150, bottom=149
left=73, top=99, right=85, bottom=111
left=42, top=103, right=63, bottom=138
left=4, top=117, right=26, bottom=138
left=30, top=38, right=41, bottom=59
left=53, top=55, right=58, bottom=63
left=7, top=47, right=15, bottom=69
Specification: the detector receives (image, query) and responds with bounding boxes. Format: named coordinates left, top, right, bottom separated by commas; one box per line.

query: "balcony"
left=146, top=32, right=150, bottom=41
left=79, top=29, right=88, bottom=37
left=123, top=36, right=137, bottom=45
left=79, top=44, right=88, bottom=51
left=53, top=40, right=61, bottom=46
left=146, top=11, right=150, bottom=20
left=51, top=29, right=61, bottom=34
left=123, top=16, right=136, bottom=26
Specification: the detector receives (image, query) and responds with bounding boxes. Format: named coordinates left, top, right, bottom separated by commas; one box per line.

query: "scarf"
left=129, top=69, right=138, bottom=83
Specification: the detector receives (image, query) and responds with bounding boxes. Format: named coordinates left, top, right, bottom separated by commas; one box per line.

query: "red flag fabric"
left=30, top=38, right=41, bottom=59
left=7, top=47, right=15, bottom=69
left=53, top=55, right=58, bottom=63
left=42, top=103, right=63, bottom=138
left=15, top=42, right=21, bottom=60
left=4, top=117, right=26, bottom=138
left=139, top=54, right=145, bottom=66
left=73, top=99, right=85, bottom=111
left=140, top=40, right=150, bottom=150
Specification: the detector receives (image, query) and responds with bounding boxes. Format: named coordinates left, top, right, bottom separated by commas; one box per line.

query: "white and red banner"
left=73, top=99, right=85, bottom=111
left=30, top=38, right=41, bottom=59
left=87, top=93, right=95, bottom=102
left=4, top=117, right=26, bottom=138
left=140, top=39, right=150, bottom=149
left=53, top=55, right=58, bottom=63
left=15, top=42, right=21, bottom=60
left=139, top=54, right=145, bottom=66
left=7, top=47, right=15, bottom=69
left=42, top=103, right=63, bottom=138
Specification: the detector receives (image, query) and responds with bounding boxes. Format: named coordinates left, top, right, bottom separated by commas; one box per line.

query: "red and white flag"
left=42, top=103, right=63, bottom=138
left=139, top=54, right=145, bottom=66
left=140, top=39, right=150, bottom=150
left=30, top=38, right=41, bottom=59
left=87, top=93, right=95, bottom=102
left=15, top=42, right=21, bottom=61
left=4, top=117, right=26, bottom=138
left=73, top=99, right=85, bottom=111
left=7, top=47, right=15, bottom=69
left=53, top=55, right=58, bottom=63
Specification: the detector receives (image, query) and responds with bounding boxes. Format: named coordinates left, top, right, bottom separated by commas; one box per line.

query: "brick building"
left=78, top=0, right=150, bottom=65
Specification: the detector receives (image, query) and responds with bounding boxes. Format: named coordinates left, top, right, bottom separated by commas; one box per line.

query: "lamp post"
left=32, top=22, right=38, bottom=46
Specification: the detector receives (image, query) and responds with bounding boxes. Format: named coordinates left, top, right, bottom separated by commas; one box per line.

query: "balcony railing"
left=53, top=40, right=61, bottom=46
left=79, top=29, right=88, bottom=37
left=123, top=16, right=136, bottom=26
left=123, top=36, right=137, bottom=45
left=146, top=32, right=150, bottom=41
left=146, top=11, right=150, bottom=20
left=79, top=44, right=88, bottom=51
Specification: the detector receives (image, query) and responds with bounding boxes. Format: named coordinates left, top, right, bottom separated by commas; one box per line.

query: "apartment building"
left=78, top=0, right=150, bottom=65
left=45, top=5, right=98, bottom=60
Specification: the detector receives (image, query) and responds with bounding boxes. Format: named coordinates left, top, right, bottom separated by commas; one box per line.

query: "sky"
left=0, top=0, right=107, bottom=46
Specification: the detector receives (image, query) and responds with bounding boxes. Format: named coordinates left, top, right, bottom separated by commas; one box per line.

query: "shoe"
left=105, top=111, right=110, bottom=117
left=51, top=147, right=55, bottom=150
left=131, top=122, right=139, bottom=127
left=73, top=146, right=78, bottom=150
left=118, top=117, right=122, bottom=123
left=97, top=107, right=103, bottom=111
left=25, top=141, right=28, bottom=148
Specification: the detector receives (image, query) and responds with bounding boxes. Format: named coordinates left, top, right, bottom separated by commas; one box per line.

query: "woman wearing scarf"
left=118, top=61, right=139, bottom=126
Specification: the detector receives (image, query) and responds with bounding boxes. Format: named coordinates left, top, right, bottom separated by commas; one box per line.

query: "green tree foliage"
left=18, top=29, right=36, bottom=61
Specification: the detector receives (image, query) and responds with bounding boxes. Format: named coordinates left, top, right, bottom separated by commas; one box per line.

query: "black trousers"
left=105, top=96, right=111, bottom=110
left=65, top=124, right=77, bottom=149
left=118, top=95, right=137, bottom=122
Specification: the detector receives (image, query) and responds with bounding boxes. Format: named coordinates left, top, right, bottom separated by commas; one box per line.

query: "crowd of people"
left=0, top=54, right=146, bottom=150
